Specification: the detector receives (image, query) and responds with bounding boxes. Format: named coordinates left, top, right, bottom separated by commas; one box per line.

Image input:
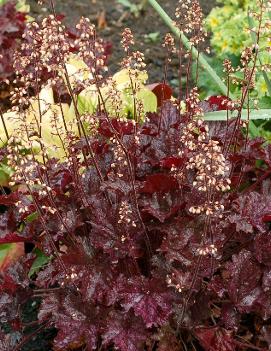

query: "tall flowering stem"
left=146, top=0, right=232, bottom=98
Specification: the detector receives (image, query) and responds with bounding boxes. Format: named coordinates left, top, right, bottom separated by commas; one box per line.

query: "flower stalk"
left=146, top=0, right=233, bottom=98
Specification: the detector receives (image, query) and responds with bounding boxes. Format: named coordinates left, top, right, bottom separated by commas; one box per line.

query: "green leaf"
left=136, top=87, right=157, bottom=115
left=0, top=163, right=13, bottom=186
left=25, top=211, right=39, bottom=223
left=259, top=96, right=271, bottom=109
left=0, top=243, right=24, bottom=272
left=117, top=0, right=142, bottom=16
left=247, top=12, right=271, bottom=97
left=0, top=244, right=13, bottom=264
left=16, top=0, right=30, bottom=13
left=77, top=94, right=96, bottom=115
left=0, top=0, right=30, bottom=12
left=28, top=248, right=50, bottom=277
left=248, top=120, right=260, bottom=139
left=204, top=109, right=271, bottom=121
left=0, top=163, right=13, bottom=175
left=261, top=70, right=271, bottom=97
left=144, top=31, right=160, bottom=43
left=0, top=170, right=9, bottom=187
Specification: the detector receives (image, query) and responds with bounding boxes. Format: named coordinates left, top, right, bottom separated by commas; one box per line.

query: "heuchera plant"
left=0, top=0, right=271, bottom=350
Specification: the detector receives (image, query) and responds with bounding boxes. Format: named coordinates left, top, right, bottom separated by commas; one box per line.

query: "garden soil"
left=29, top=0, right=217, bottom=84
left=0, top=0, right=217, bottom=112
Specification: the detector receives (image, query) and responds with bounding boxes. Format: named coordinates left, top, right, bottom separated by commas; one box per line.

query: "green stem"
left=146, top=0, right=234, bottom=98
left=0, top=109, right=9, bottom=140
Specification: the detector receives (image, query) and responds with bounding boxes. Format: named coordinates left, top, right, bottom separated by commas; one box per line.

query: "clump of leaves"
left=1, top=95, right=271, bottom=350
left=1, top=1, right=271, bottom=350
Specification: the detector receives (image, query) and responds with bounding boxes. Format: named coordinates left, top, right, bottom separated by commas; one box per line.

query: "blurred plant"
left=0, top=243, right=24, bottom=271
left=77, top=68, right=157, bottom=119
left=144, top=32, right=161, bottom=43
left=206, top=0, right=251, bottom=57
left=0, top=1, right=30, bottom=116
left=117, top=0, right=147, bottom=18
left=0, top=1, right=27, bottom=82
left=144, top=31, right=160, bottom=43
left=206, top=0, right=271, bottom=102
left=0, top=0, right=29, bottom=12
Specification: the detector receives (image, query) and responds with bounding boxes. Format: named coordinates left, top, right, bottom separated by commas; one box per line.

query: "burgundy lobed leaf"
left=0, top=232, right=29, bottom=244
left=253, top=291, right=271, bottom=320
left=98, top=118, right=135, bottom=138
left=1, top=40, right=271, bottom=350
left=254, top=231, right=271, bottom=267
left=201, top=95, right=234, bottom=112
left=140, top=173, right=179, bottom=194
left=158, top=101, right=180, bottom=130
left=220, top=303, right=240, bottom=331
left=118, top=276, right=174, bottom=328
left=229, top=191, right=271, bottom=233
left=103, top=311, right=149, bottom=351
left=208, top=275, right=227, bottom=298
left=147, top=83, right=172, bottom=107
left=262, top=268, right=271, bottom=294
left=160, top=220, right=195, bottom=266
left=194, top=327, right=236, bottom=351
left=225, top=250, right=262, bottom=313
left=0, top=274, right=18, bottom=294
left=262, top=214, right=271, bottom=222
left=139, top=190, right=184, bottom=222
left=0, top=210, right=21, bottom=243
left=0, top=329, right=21, bottom=351
left=0, top=193, right=19, bottom=206
left=39, top=292, right=100, bottom=351
left=160, top=156, right=185, bottom=169
left=47, top=166, right=72, bottom=194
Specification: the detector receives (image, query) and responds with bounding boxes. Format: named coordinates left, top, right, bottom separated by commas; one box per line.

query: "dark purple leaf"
left=221, top=303, right=240, bottom=331
left=103, top=311, right=148, bottom=351
left=0, top=193, right=19, bottom=206
left=140, top=191, right=184, bottom=222
left=98, top=118, right=135, bottom=138
left=119, top=276, right=174, bottom=327
left=201, top=95, right=234, bottom=112
left=229, top=192, right=271, bottom=233
left=160, top=156, right=185, bottom=169
left=254, top=232, right=271, bottom=266
left=195, top=327, right=236, bottom=351
left=39, top=293, right=99, bottom=351
left=225, top=250, right=262, bottom=313
left=141, top=173, right=179, bottom=194
left=147, top=83, right=172, bottom=107
left=0, top=2, right=26, bottom=80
